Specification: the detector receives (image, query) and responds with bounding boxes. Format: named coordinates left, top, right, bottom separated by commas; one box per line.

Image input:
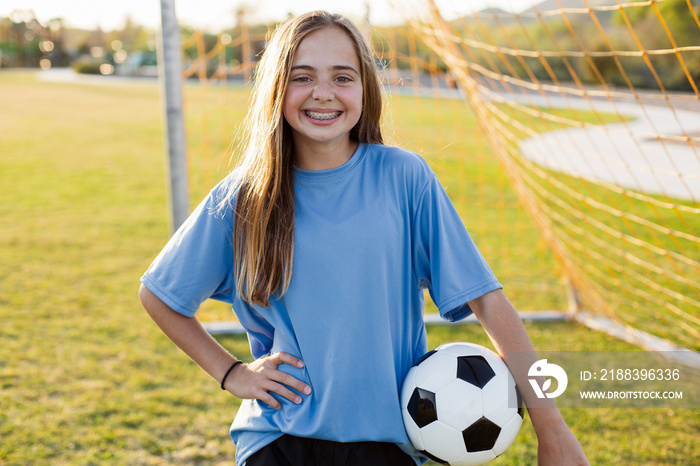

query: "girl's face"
left=283, top=26, right=363, bottom=165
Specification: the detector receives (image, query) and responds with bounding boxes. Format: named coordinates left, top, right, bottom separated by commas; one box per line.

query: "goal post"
left=157, top=0, right=189, bottom=234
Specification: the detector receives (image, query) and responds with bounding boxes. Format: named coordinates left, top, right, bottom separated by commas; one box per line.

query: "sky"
left=1, top=0, right=540, bottom=31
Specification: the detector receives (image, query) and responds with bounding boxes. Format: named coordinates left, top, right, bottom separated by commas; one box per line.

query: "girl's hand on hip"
left=224, top=352, right=312, bottom=410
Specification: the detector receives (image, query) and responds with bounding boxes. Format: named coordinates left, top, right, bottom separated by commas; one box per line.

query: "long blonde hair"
left=226, top=11, right=384, bottom=307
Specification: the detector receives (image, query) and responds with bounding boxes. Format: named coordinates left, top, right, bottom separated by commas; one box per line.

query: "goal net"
left=404, top=0, right=699, bottom=351
left=176, top=1, right=699, bottom=352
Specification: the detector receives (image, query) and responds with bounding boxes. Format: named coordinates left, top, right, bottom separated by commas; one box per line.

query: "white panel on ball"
left=413, top=351, right=458, bottom=393
left=481, top=373, right=517, bottom=426
left=435, top=379, right=484, bottom=430
left=438, top=342, right=484, bottom=357
left=492, top=414, right=524, bottom=456
left=419, top=421, right=467, bottom=463
left=451, top=448, right=497, bottom=466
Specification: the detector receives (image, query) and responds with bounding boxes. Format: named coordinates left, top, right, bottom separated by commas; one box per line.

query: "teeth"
left=305, top=111, right=341, bottom=121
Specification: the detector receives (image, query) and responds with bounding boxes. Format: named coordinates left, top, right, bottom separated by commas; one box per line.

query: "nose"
left=312, top=80, right=333, bottom=102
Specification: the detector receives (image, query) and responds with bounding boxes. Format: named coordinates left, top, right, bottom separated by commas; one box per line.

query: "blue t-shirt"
left=141, top=143, right=502, bottom=465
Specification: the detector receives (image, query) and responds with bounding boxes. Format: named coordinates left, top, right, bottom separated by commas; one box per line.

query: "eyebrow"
left=290, top=64, right=360, bottom=75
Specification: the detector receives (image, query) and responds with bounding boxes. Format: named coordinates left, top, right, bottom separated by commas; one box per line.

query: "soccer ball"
left=401, top=342, right=524, bottom=465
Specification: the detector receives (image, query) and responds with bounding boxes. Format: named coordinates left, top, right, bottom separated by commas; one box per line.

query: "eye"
left=335, top=76, right=352, bottom=83
left=291, top=76, right=311, bottom=83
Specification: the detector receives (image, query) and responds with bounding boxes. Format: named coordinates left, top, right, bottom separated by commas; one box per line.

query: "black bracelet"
left=220, top=360, right=242, bottom=390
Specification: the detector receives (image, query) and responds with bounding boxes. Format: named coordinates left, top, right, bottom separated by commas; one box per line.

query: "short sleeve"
left=140, top=185, right=235, bottom=317
left=412, top=174, right=502, bottom=322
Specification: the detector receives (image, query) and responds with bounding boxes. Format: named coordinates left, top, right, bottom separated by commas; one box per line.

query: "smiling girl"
left=139, top=10, right=588, bottom=466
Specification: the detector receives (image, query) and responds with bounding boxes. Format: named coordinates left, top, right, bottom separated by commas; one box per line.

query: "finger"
left=264, top=381, right=303, bottom=405
left=268, top=370, right=312, bottom=396
left=255, top=388, right=282, bottom=410
left=272, top=351, right=305, bottom=369
left=267, top=352, right=311, bottom=394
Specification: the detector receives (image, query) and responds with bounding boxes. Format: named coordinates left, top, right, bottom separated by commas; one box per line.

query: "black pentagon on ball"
left=456, top=355, right=495, bottom=388
left=407, top=387, right=438, bottom=428
left=462, top=417, right=502, bottom=452
left=516, top=386, right=525, bottom=418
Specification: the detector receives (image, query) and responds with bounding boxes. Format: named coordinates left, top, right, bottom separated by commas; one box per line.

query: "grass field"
left=0, top=70, right=698, bottom=464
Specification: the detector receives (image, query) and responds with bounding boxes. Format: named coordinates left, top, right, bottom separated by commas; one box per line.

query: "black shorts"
left=245, top=434, right=416, bottom=466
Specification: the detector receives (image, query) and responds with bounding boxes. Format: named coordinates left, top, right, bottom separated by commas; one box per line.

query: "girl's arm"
left=469, top=289, right=589, bottom=465
left=139, top=284, right=311, bottom=410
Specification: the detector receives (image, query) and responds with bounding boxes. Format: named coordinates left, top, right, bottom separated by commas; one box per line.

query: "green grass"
left=0, top=70, right=698, bottom=464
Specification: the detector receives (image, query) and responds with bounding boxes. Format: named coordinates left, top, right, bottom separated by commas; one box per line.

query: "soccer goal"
left=157, top=0, right=699, bottom=362
left=402, top=0, right=699, bottom=359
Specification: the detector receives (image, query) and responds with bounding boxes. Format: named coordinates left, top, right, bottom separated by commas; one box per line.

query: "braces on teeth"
left=306, top=111, right=341, bottom=120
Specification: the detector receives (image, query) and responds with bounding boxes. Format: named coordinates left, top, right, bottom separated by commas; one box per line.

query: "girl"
left=139, top=10, right=588, bottom=466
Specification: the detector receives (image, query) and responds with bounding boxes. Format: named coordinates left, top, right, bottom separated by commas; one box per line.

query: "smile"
left=305, top=111, right=342, bottom=121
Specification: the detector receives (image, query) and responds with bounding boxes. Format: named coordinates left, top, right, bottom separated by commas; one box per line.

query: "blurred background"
left=1, top=0, right=698, bottom=464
